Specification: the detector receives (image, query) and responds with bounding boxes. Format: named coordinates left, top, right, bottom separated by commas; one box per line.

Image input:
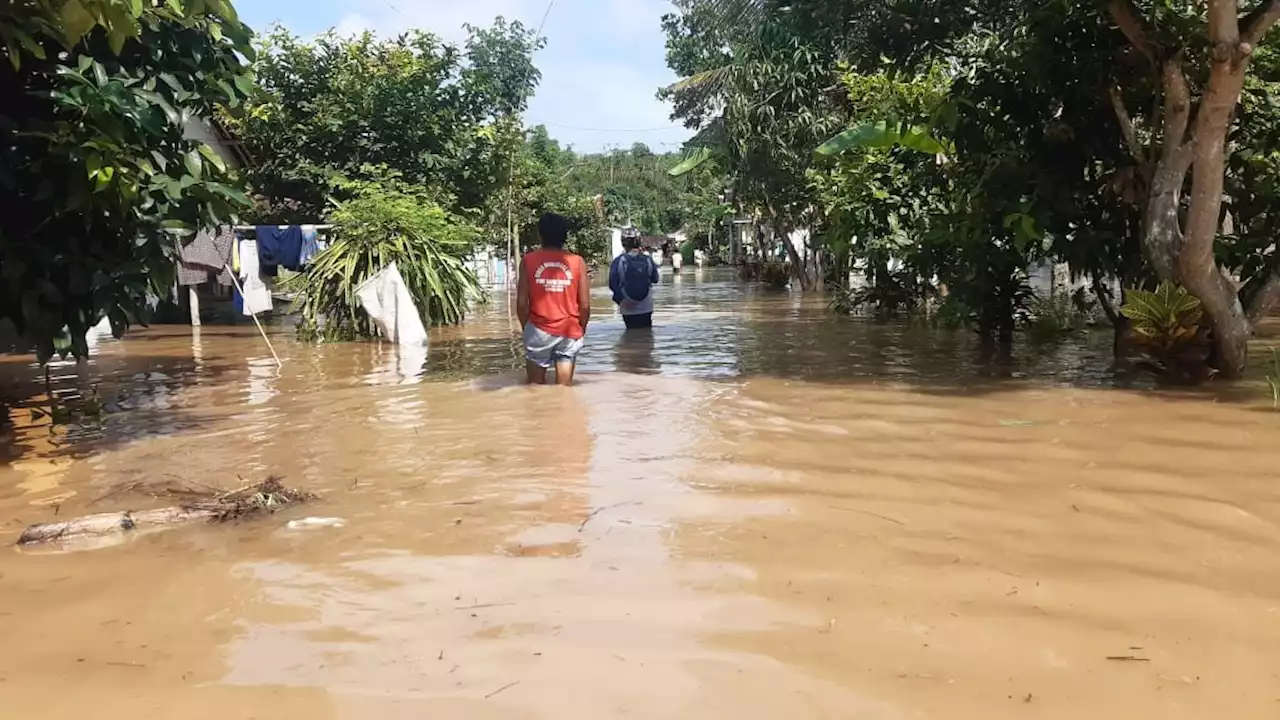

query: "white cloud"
left=325, top=0, right=687, bottom=152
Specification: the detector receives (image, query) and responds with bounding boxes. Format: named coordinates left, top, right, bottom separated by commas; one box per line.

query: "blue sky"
left=239, top=0, right=692, bottom=153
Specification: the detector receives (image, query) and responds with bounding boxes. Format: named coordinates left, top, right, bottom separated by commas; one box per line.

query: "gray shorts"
left=523, top=323, right=584, bottom=368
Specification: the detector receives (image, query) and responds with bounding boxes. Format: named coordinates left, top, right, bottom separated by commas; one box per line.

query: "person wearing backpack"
left=609, top=235, right=660, bottom=329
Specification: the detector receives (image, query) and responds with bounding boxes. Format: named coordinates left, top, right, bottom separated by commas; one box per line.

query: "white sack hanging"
left=355, top=262, right=428, bottom=345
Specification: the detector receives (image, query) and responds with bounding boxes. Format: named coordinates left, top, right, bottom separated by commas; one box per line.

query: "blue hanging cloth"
left=255, top=225, right=305, bottom=273
left=299, top=225, right=321, bottom=266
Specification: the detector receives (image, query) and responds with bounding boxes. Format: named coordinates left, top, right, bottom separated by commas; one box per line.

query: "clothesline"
left=232, top=224, right=334, bottom=231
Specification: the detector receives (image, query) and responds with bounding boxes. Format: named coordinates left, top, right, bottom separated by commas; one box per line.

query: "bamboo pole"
left=223, top=263, right=283, bottom=369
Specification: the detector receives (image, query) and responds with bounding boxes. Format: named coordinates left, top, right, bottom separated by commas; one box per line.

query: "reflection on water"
left=0, top=269, right=1278, bottom=719
left=614, top=328, right=658, bottom=375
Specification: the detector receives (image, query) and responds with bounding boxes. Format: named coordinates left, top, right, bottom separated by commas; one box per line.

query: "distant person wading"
left=609, top=234, right=660, bottom=330
left=517, top=213, right=591, bottom=386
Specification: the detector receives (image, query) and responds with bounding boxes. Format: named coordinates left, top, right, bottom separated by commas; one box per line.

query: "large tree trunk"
left=775, top=221, right=815, bottom=291
left=1176, top=8, right=1254, bottom=377
left=1109, top=0, right=1280, bottom=378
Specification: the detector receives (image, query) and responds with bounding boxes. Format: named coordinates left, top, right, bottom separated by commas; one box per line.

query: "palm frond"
left=666, top=65, right=732, bottom=96
left=283, top=186, right=480, bottom=341
left=706, top=0, right=770, bottom=28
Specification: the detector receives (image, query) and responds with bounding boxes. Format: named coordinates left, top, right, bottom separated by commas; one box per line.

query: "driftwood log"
left=18, top=507, right=219, bottom=545
left=16, top=476, right=314, bottom=547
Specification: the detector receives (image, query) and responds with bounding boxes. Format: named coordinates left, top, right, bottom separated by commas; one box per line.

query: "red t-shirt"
left=523, top=248, right=586, bottom=339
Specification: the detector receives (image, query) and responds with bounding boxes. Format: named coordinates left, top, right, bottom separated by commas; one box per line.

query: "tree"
left=810, top=65, right=951, bottom=302
left=285, top=175, right=482, bottom=339
left=1, top=0, right=254, bottom=361
left=662, top=0, right=865, bottom=290
left=554, top=144, right=721, bottom=238
left=501, top=125, right=610, bottom=265
left=673, top=0, right=1280, bottom=374
left=226, top=20, right=542, bottom=222
left=1104, top=0, right=1280, bottom=377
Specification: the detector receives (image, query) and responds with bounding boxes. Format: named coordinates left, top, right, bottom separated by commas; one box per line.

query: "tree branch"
left=1092, top=275, right=1120, bottom=327
left=1207, top=0, right=1243, bottom=47
left=1109, top=85, right=1145, bottom=162
left=1108, top=0, right=1161, bottom=64
left=1243, top=0, right=1280, bottom=48
left=1160, top=56, right=1194, bottom=164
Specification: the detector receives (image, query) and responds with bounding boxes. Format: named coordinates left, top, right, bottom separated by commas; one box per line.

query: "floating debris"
left=17, top=476, right=315, bottom=548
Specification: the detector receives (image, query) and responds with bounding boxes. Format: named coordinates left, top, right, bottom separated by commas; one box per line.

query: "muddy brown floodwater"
left=1, top=269, right=1279, bottom=719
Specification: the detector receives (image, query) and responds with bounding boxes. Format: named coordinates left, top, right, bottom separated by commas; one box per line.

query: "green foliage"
left=227, top=21, right=542, bottom=221
left=816, top=121, right=951, bottom=157
left=0, top=0, right=242, bottom=64
left=1, top=0, right=254, bottom=362
left=1024, top=292, right=1094, bottom=344
left=662, top=0, right=853, bottom=289
left=1120, top=282, right=1211, bottom=379
left=759, top=261, right=791, bottom=289
left=286, top=183, right=481, bottom=341
left=668, top=148, right=712, bottom=176
left=929, top=296, right=976, bottom=331
left=557, top=142, right=727, bottom=238
left=492, top=124, right=610, bottom=266
left=1121, top=282, right=1203, bottom=349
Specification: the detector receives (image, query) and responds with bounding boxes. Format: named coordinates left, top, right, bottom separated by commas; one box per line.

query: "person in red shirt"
left=516, top=213, right=592, bottom=386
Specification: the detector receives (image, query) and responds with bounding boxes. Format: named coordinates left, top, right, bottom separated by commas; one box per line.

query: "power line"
left=534, top=0, right=555, bottom=40
left=376, top=0, right=408, bottom=20
left=527, top=121, right=691, bottom=133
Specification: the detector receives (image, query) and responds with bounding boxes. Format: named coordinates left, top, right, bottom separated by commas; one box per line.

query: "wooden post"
left=188, top=287, right=201, bottom=327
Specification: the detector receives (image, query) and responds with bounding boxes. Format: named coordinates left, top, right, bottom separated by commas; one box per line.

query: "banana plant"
left=815, top=120, right=953, bottom=157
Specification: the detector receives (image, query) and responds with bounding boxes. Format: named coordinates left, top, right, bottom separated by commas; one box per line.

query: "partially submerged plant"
left=1024, top=291, right=1095, bottom=344
left=828, top=269, right=926, bottom=319
left=760, top=261, right=791, bottom=289
left=1119, top=281, right=1212, bottom=381
left=285, top=183, right=482, bottom=341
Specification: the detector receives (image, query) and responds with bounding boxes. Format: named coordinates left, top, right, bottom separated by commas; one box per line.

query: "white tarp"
left=355, top=262, right=428, bottom=345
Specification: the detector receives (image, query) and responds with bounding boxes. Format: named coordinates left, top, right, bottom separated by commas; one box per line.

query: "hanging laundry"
left=255, top=225, right=304, bottom=273
left=177, top=226, right=236, bottom=286
left=176, top=264, right=209, bottom=286
left=299, top=225, right=321, bottom=266
left=355, top=262, right=428, bottom=345
left=237, top=238, right=274, bottom=316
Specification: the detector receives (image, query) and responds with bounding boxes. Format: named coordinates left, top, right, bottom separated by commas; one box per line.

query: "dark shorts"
left=623, top=313, right=653, bottom=330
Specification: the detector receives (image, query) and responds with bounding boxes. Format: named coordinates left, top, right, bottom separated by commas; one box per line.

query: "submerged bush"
left=1023, top=290, right=1096, bottom=343
left=828, top=269, right=928, bottom=318
left=760, top=261, right=791, bottom=288
left=286, top=185, right=481, bottom=341
left=1119, top=282, right=1212, bottom=382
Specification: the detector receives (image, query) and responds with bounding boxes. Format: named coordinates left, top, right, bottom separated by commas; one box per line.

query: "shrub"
left=1024, top=291, right=1094, bottom=343
left=286, top=184, right=481, bottom=341
left=1119, top=281, right=1212, bottom=381
left=760, top=261, right=791, bottom=288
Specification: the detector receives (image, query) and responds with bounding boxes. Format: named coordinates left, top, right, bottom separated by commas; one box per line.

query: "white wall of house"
left=467, top=246, right=510, bottom=288
left=787, top=228, right=811, bottom=259
left=610, top=227, right=625, bottom=260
